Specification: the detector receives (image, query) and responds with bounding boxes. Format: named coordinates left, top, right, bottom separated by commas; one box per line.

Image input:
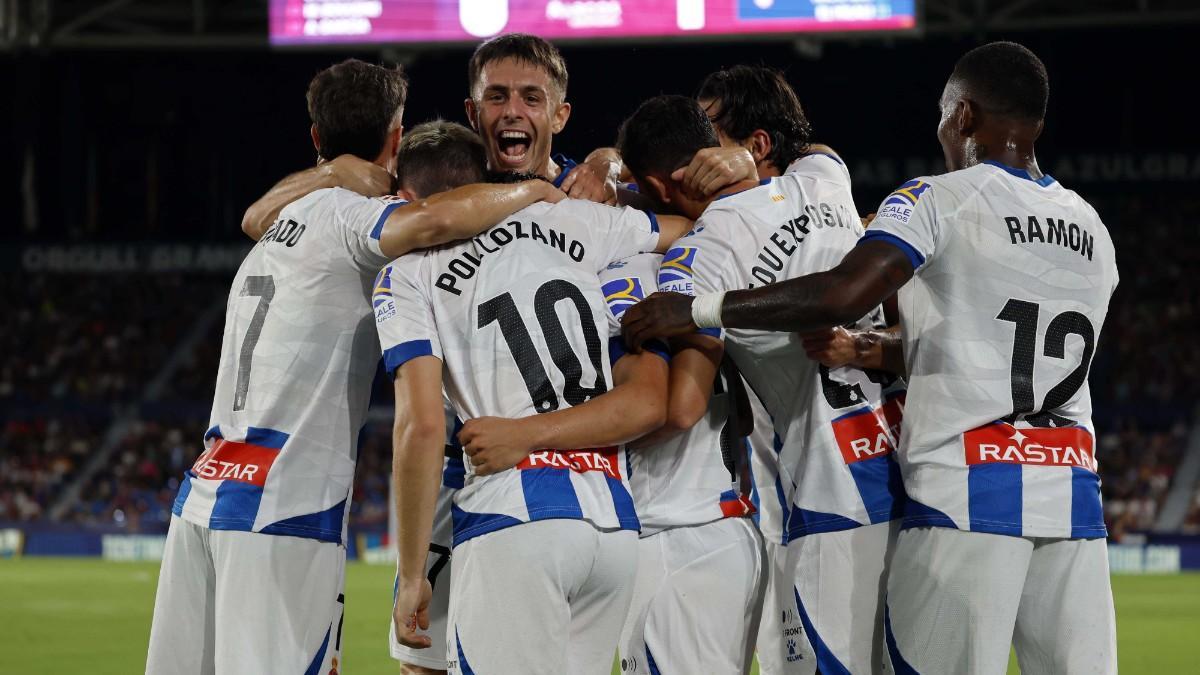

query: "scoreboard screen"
left=270, top=0, right=917, bottom=46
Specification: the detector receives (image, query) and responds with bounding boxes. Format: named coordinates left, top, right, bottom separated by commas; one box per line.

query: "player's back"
left=174, top=187, right=398, bottom=544
left=663, top=165, right=906, bottom=538
left=377, top=198, right=659, bottom=547
left=866, top=161, right=1118, bottom=538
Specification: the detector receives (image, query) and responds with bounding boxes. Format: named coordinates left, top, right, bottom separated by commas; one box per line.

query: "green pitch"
left=1, top=558, right=1198, bottom=674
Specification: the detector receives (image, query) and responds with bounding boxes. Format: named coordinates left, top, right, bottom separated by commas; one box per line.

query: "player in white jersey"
left=624, top=43, right=1119, bottom=674
left=694, top=64, right=894, bottom=674
left=146, top=63, right=566, bottom=675
left=378, top=155, right=690, bottom=672
left=618, top=95, right=905, bottom=674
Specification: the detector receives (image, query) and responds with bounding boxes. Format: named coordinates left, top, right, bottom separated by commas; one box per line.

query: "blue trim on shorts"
left=884, top=602, right=919, bottom=674
left=303, top=625, right=331, bottom=675
left=456, top=626, right=478, bottom=675
left=794, top=587, right=851, bottom=675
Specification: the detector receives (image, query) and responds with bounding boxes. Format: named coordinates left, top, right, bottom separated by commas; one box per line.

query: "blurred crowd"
left=4, top=189, right=1200, bottom=540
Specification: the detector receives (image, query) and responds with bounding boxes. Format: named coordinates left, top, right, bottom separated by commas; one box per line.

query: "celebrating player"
left=619, top=94, right=906, bottom=674
left=145, top=59, right=564, bottom=675
left=622, top=42, right=1119, bottom=674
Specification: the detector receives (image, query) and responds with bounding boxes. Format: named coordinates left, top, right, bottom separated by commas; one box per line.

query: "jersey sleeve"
left=373, top=258, right=442, bottom=376
left=657, top=216, right=735, bottom=339
left=334, top=189, right=410, bottom=271
left=559, top=199, right=660, bottom=270
left=599, top=254, right=670, bottom=365
left=858, top=177, right=939, bottom=272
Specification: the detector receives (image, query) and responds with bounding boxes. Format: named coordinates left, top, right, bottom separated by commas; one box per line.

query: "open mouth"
left=496, top=129, right=532, bottom=167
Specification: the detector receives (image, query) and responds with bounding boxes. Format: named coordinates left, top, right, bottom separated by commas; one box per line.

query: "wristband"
left=691, top=292, right=726, bottom=329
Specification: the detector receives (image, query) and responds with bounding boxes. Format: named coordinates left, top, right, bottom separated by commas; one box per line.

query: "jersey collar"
left=551, top=153, right=578, bottom=189
left=982, top=160, right=1057, bottom=187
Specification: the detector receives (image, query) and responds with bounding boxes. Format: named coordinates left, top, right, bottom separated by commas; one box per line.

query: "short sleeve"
left=657, top=217, right=734, bottom=339
left=556, top=199, right=660, bottom=270
left=373, top=259, right=442, bottom=376
left=858, top=178, right=939, bottom=272
left=599, top=253, right=670, bottom=365
left=335, top=189, right=409, bottom=271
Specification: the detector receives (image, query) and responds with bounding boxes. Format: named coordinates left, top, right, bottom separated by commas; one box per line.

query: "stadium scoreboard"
left=270, top=0, right=917, bottom=46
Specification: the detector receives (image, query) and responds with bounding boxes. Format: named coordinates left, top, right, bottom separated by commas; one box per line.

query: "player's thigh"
left=209, top=531, right=345, bottom=675
left=617, top=531, right=670, bottom=675
left=447, top=520, right=595, bottom=675
left=884, top=527, right=1032, bottom=675
left=146, top=516, right=217, bottom=675
left=783, top=522, right=895, bottom=675
left=391, top=546, right=452, bottom=672
left=755, top=538, right=790, bottom=675
left=1012, top=537, right=1116, bottom=675
left=637, top=518, right=764, bottom=675
left=568, top=528, right=639, bottom=675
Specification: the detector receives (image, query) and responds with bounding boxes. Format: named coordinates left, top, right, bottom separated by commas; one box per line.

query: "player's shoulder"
left=600, top=254, right=660, bottom=319
left=785, top=150, right=853, bottom=187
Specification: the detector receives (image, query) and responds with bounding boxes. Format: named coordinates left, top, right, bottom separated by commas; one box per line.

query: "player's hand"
left=800, top=327, right=859, bottom=368
left=621, top=291, right=698, bottom=351
left=671, top=147, right=758, bottom=199
left=534, top=179, right=568, bottom=204
left=861, top=212, right=877, bottom=229
left=558, top=160, right=618, bottom=204
left=459, top=417, right=536, bottom=476
left=393, top=578, right=433, bottom=649
left=328, top=154, right=394, bottom=197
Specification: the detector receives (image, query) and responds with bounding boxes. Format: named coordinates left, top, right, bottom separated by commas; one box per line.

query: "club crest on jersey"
left=658, top=247, right=698, bottom=293
left=602, top=277, right=644, bottom=317
left=878, top=179, right=931, bottom=226
left=372, top=267, right=397, bottom=323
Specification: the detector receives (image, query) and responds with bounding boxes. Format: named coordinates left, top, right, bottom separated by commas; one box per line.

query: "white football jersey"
left=174, top=187, right=405, bottom=544
left=600, top=253, right=762, bottom=536
left=659, top=165, right=906, bottom=542
left=865, top=161, right=1117, bottom=539
left=375, top=199, right=660, bottom=547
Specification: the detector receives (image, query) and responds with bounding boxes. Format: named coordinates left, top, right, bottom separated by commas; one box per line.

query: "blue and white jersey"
left=174, top=188, right=405, bottom=544
left=374, top=199, right=660, bottom=548
left=659, top=168, right=907, bottom=542
left=600, top=253, right=764, bottom=536
left=865, top=162, right=1117, bottom=539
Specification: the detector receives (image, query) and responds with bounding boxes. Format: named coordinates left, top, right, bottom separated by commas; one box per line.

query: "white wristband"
left=691, top=292, right=726, bottom=329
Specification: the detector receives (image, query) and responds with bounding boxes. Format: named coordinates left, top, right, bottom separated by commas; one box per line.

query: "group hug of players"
left=144, top=32, right=1120, bottom=675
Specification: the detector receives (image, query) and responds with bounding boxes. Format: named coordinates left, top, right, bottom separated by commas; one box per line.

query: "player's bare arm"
left=559, top=147, right=623, bottom=204
left=242, top=154, right=393, bottom=240
left=800, top=325, right=906, bottom=375
left=652, top=215, right=693, bottom=253
left=670, top=146, right=759, bottom=199
left=390, top=355, right=446, bottom=650
left=622, top=241, right=914, bottom=349
left=377, top=179, right=564, bottom=258
left=458, top=349, right=669, bottom=476
left=633, top=334, right=723, bottom=447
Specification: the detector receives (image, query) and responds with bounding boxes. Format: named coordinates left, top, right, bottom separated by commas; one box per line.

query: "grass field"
left=2, top=558, right=1198, bottom=674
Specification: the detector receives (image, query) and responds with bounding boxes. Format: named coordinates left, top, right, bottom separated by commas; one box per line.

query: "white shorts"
left=446, top=519, right=637, bottom=675
left=146, top=515, right=346, bottom=675
left=754, top=538, right=789, bottom=675
left=617, top=517, right=765, bottom=675
left=774, top=521, right=898, bottom=674
left=390, top=485, right=455, bottom=671
left=884, top=527, right=1116, bottom=675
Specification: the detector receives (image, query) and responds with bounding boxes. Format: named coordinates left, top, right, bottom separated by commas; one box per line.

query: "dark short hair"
left=306, top=59, right=408, bottom=162
left=697, top=65, right=812, bottom=171
left=617, top=95, right=720, bottom=184
left=467, top=33, right=569, bottom=100
left=486, top=170, right=552, bottom=185
left=951, top=41, right=1048, bottom=122
left=395, top=121, right=487, bottom=197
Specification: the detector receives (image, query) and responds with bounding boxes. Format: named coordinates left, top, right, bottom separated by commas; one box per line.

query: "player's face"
left=937, top=81, right=969, bottom=172
left=467, top=58, right=571, bottom=176
left=699, top=98, right=749, bottom=152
